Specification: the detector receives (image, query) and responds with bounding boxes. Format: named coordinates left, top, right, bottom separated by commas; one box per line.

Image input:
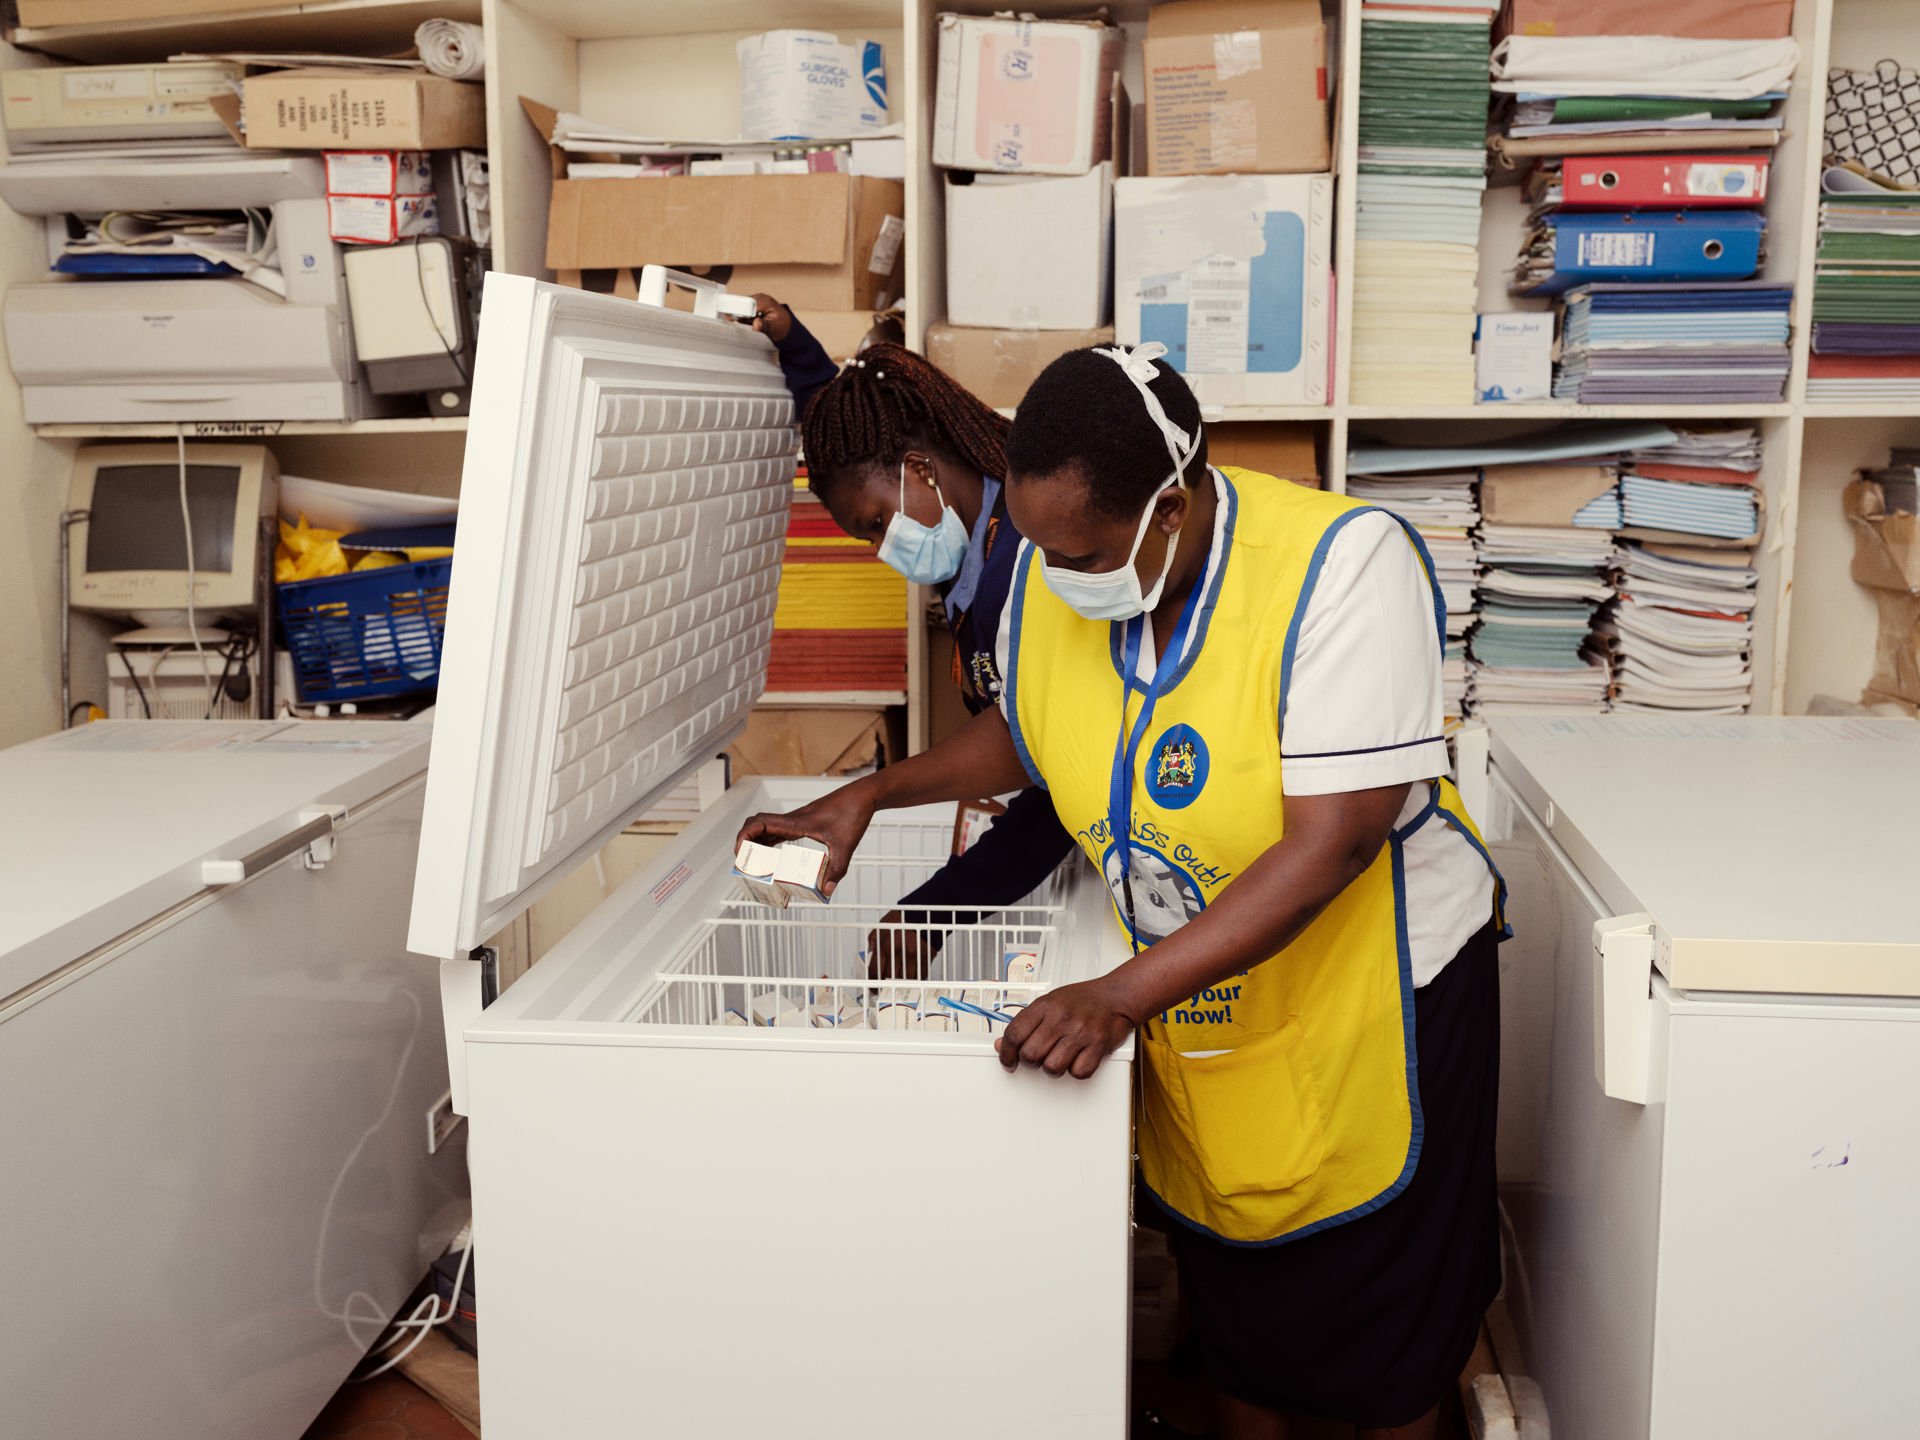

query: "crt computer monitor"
left=68, top=443, right=279, bottom=625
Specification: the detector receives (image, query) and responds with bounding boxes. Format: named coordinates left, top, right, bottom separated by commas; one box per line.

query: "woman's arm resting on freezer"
left=995, top=782, right=1412, bottom=1078
left=736, top=705, right=1034, bottom=894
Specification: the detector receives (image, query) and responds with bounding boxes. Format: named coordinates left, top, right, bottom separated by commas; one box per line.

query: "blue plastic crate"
left=278, top=557, right=452, bottom=703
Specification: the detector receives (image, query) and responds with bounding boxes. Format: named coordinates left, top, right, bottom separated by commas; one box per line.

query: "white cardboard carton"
left=324, top=150, right=432, bottom=198
left=1114, top=174, right=1333, bottom=409
left=933, top=14, right=1122, bottom=175
left=945, top=163, right=1113, bottom=329
left=737, top=30, right=890, bottom=142
left=733, top=839, right=832, bottom=907
left=328, top=192, right=438, bottom=245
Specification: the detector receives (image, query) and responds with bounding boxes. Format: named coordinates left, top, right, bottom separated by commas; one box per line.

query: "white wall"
left=0, top=43, right=81, bottom=746
left=578, top=28, right=904, bottom=137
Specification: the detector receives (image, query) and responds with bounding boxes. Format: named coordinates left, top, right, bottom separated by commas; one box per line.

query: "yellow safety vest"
left=1004, top=468, right=1502, bottom=1245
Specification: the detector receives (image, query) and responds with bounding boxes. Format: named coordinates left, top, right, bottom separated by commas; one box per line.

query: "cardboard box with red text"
left=1145, top=0, right=1330, bottom=176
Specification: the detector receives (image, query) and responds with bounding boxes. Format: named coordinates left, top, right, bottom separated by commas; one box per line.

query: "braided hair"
left=800, top=342, right=1010, bottom=496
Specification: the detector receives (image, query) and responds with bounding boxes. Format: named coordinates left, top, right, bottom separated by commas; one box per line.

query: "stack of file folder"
left=1489, top=35, right=1797, bottom=162
left=1599, top=543, right=1757, bottom=713
left=1808, top=166, right=1920, bottom=402
left=1552, top=281, right=1792, bottom=404
left=1345, top=469, right=1481, bottom=717
left=1350, top=0, right=1497, bottom=404
left=1469, top=525, right=1615, bottom=713
left=768, top=468, right=907, bottom=694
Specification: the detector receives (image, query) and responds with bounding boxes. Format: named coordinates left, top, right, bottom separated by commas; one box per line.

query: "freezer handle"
left=200, top=807, right=343, bottom=885
left=1593, top=913, right=1658, bottom=1105
left=635, top=265, right=753, bottom=320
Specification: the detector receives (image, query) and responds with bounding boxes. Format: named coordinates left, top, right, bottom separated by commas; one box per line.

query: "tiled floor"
left=300, top=1373, right=472, bottom=1440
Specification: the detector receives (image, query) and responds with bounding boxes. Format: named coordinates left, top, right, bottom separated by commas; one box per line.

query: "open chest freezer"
left=0, top=719, right=465, bottom=1440
left=1483, top=713, right=1920, bottom=1440
left=407, top=273, right=1136, bottom=1439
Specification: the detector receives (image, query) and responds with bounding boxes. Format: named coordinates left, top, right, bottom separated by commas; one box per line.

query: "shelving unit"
left=32, top=416, right=470, bottom=438
left=1, top=0, right=1915, bottom=751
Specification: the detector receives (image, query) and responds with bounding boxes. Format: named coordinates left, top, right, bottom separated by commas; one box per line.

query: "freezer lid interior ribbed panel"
left=1488, top=714, right=1920, bottom=996
left=408, top=276, right=796, bottom=959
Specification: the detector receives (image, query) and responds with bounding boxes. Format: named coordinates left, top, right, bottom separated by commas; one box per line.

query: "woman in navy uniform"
left=752, top=296, right=1072, bottom=972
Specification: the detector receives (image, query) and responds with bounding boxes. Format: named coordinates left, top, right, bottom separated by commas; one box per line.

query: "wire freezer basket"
left=636, top=900, right=1063, bottom=1030
left=632, top=813, right=1077, bottom=1033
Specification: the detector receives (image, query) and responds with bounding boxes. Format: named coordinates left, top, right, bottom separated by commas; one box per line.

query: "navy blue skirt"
left=1158, top=916, right=1503, bottom=1428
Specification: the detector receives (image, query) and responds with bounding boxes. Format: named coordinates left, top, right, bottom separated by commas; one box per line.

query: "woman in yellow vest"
left=741, top=344, right=1506, bottom=1440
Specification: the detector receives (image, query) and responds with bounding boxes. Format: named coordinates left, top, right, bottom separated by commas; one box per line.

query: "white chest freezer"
left=407, top=274, right=1136, bottom=1439
left=0, top=718, right=466, bottom=1440
left=1484, top=713, right=1920, bottom=1440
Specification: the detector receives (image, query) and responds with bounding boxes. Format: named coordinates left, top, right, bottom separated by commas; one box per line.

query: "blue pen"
left=937, top=995, right=1011, bottom=1026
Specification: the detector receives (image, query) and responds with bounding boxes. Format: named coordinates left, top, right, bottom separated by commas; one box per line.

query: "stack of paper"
left=1553, top=282, right=1793, bottom=404
left=1598, top=544, right=1758, bottom=713
left=1470, top=525, right=1615, bottom=712
left=1809, top=166, right=1920, bottom=401
left=1489, top=36, right=1798, bottom=159
left=1347, top=424, right=1676, bottom=716
left=1596, top=428, right=1762, bottom=713
left=1346, top=470, right=1481, bottom=715
left=1617, top=427, right=1762, bottom=544
left=1349, top=0, right=1497, bottom=404
left=769, top=468, right=907, bottom=693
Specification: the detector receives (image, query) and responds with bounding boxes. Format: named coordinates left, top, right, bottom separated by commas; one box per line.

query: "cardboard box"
left=1481, top=465, right=1617, bottom=526
left=945, top=163, right=1112, bottom=329
left=328, top=193, right=438, bottom=245
left=726, top=707, right=899, bottom=778
left=737, top=30, right=890, bottom=142
left=240, top=70, right=485, bottom=151
left=1114, top=174, right=1333, bottom=409
left=801, top=310, right=892, bottom=365
left=1499, top=0, right=1794, bottom=39
left=326, top=151, right=433, bottom=198
left=533, top=95, right=905, bottom=308
left=933, top=13, right=1123, bottom=175
left=1209, top=421, right=1321, bottom=486
left=1846, top=479, right=1920, bottom=594
left=925, top=321, right=1115, bottom=412
left=17, top=0, right=262, bottom=24
left=1144, top=0, right=1329, bottom=177
left=1868, top=592, right=1920, bottom=708
left=1844, top=479, right=1919, bottom=706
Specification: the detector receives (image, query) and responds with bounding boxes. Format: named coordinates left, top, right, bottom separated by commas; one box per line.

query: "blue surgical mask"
left=876, top=462, right=969, bottom=585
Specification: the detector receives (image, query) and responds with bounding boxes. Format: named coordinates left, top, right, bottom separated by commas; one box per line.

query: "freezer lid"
left=1489, top=714, right=1920, bottom=996
left=407, top=275, right=796, bottom=959
left=0, top=720, right=430, bottom=1002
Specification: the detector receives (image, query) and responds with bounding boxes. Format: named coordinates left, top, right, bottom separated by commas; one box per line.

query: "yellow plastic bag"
left=275, top=516, right=350, bottom=583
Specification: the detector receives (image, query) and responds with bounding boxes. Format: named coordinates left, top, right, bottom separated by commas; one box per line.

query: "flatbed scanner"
left=0, top=157, right=388, bottom=424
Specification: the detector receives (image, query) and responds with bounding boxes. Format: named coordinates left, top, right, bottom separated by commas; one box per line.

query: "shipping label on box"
left=329, top=193, right=439, bottom=245
left=738, top=30, right=890, bottom=141
left=1115, top=174, right=1332, bottom=408
left=325, top=150, right=433, bottom=198
left=933, top=14, right=1123, bottom=175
